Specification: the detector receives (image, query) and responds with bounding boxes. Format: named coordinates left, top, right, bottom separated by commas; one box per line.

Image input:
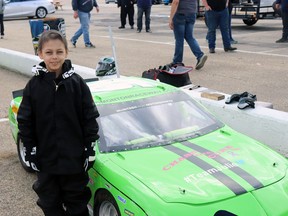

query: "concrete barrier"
left=0, top=48, right=96, bottom=79
left=182, top=86, right=288, bottom=157
left=1, top=47, right=287, bottom=157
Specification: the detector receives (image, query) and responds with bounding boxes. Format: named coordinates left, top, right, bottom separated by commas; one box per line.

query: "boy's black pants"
left=33, top=172, right=91, bottom=216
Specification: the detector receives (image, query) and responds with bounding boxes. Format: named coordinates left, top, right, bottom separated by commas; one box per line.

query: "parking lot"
left=0, top=0, right=288, bottom=215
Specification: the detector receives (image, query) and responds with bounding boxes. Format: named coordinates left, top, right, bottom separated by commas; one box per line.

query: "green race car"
left=8, top=77, right=288, bottom=216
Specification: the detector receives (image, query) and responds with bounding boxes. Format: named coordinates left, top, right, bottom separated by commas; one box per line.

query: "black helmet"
left=96, top=57, right=116, bottom=76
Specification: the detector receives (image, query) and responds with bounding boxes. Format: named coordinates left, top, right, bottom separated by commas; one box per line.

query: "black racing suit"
left=17, top=60, right=99, bottom=216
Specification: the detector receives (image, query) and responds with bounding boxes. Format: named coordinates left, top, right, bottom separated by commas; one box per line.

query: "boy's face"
left=38, top=39, right=68, bottom=74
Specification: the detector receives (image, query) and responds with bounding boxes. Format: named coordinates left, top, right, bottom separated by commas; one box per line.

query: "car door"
left=4, top=0, right=34, bottom=18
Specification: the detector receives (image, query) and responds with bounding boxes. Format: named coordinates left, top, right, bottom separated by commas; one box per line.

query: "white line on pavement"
left=0, top=118, right=9, bottom=122
left=97, top=35, right=288, bottom=58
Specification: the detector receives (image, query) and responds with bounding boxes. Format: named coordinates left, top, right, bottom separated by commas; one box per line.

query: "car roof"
left=86, top=77, right=178, bottom=105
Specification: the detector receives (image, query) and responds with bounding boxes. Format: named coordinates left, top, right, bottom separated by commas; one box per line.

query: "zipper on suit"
left=53, top=81, right=59, bottom=91
left=53, top=80, right=63, bottom=92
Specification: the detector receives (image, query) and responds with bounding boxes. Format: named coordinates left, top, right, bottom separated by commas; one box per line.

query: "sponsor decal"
left=164, top=144, right=247, bottom=195
left=181, top=141, right=264, bottom=190
left=184, top=162, right=238, bottom=183
left=88, top=177, right=94, bottom=185
left=116, top=100, right=173, bottom=113
left=118, top=195, right=126, bottom=204
left=124, top=209, right=135, bottom=216
left=163, top=145, right=239, bottom=171
left=99, top=91, right=162, bottom=104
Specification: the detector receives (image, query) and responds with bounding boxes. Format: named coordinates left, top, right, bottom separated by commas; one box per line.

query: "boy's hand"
left=84, top=142, right=96, bottom=171
left=84, top=156, right=95, bottom=172
left=84, top=155, right=96, bottom=171
left=30, top=162, right=40, bottom=172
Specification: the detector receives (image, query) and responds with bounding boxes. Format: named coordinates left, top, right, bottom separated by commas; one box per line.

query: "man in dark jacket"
left=118, top=0, right=135, bottom=29
left=137, top=0, right=152, bottom=32
left=71, top=0, right=99, bottom=48
left=275, top=0, right=288, bottom=42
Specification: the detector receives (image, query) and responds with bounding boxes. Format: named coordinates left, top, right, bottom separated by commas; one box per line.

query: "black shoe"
left=70, top=39, right=76, bottom=48
left=146, top=29, right=152, bottom=33
left=137, top=29, right=141, bottom=33
left=118, top=26, right=125, bottom=29
left=237, top=96, right=257, bottom=110
left=195, top=54, right=208, bottom=70
left=131, top=25, right=134, bottom=29
left=224, top=47, right=237, bottom=52
left=85, top=42, right=95, bottom=48
left=209, top=48, right=215, bottom=53
left=275, top=38, right=288, bottom=43
left=225, top=91, right=256, bottom=104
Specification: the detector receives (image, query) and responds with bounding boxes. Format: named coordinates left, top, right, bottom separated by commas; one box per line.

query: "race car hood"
left=108, top=127, right=288, bottom=204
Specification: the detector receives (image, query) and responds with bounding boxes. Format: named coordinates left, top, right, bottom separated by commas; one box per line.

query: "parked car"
left=4, top=0, right=55, bottom=19
left=8, top=77, right=288, bottom=215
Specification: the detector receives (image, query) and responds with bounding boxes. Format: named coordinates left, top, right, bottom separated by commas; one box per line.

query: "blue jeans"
left=0, top=14, right=4, bottom=36
left=228, top=6, right=234, bottom=41
left=71, top=10, right=91, bottom=44
left=206, top=8, right=231, bottom=49
left=137, top=6, right=151, bottom=31
left=172, top=13, right=203, bottom=64
left=281, top=10, right=288, bottom=39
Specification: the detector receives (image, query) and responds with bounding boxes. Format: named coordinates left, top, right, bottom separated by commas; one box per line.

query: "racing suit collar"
left=32, top=60, right=75, bottom=79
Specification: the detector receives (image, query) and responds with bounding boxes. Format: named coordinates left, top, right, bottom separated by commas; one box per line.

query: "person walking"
left=0, top=0, right=4, bottom=39
left=17, top=30, right=99, bottom=216
left=169, top=0, right=207, bottom=70
left=203, top=0, right=237, bottom=53
left=136, top=0, right=152, bottom=33
left=70, top=0, right=99, bottom=48
left=118, top=0, right=135, bottom=29
left=275, top=0, right=288, bottom=43
left=228, top=1, right=238, bottom=44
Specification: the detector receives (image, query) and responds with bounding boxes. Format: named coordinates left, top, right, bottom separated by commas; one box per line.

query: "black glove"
left=83, top=142, right=96, bottom=172
left=84, top=155, right=95, bottom=172
left=24, top=146, right=40, bottom=172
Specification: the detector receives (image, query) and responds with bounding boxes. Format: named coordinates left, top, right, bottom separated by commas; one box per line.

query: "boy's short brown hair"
left=38, top=30, right=68, bottom=52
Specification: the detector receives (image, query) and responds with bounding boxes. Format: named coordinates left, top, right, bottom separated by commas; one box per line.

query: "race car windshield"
left=97, top=91, right=224, bottom=153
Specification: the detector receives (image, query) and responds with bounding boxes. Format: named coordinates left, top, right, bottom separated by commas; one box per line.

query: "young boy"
left=17, top=30, right=99, bottom=216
